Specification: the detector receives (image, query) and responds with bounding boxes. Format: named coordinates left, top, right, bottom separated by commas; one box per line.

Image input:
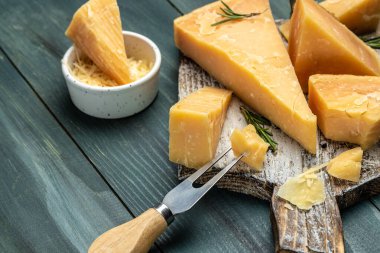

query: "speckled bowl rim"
left=61, top=31, right=161, bottom=92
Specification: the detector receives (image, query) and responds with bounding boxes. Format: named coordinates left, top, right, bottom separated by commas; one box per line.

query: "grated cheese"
left=69, top=54, right=152, bottom=87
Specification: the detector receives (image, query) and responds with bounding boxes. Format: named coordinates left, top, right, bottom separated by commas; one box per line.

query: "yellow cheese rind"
left=280, top=0, right=380, bottom=40
left=309, top=74, right=380, bottom=149
left=174, top=0, right=317, bottom=154
left=230, top=124, right=269, bottom=171
left=277, top=166, right=326, bottom=210
left=288, top=0, right=380, bottom=91
left=66, top=0, right=131, bottom=84
left=169, top=87, right=232, bottom=169
left=327, top=147, right=363, bottom=182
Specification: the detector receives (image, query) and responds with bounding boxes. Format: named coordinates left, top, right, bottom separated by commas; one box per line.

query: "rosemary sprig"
left=211, top=1, right=267, bottom=26
left=240, top=106, right=277, bottom=151
left=361, top=35, right=380, bottom=49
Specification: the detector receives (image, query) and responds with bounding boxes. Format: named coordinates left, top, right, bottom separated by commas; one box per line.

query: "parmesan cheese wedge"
left=66, top=0, right=131, bottom=84
left=169, top=87, right=232, bottom=169
left=174, top=0, right=317, bottom=154
left=280, top=0, right=380, bottom=40
left=230, top=124, right=269, bottom=171
left=309, top=74, right=380, bottom=149
left=327, top=147, right=363, bottom=182
left=288, top=0, right=380, bottom=92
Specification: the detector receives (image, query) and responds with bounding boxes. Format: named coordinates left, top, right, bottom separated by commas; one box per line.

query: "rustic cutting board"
left=176, top=23, right=380, bottom=253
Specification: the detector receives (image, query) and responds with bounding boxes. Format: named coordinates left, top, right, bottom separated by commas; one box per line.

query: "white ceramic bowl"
left=61, top=31, right=161, bottom=119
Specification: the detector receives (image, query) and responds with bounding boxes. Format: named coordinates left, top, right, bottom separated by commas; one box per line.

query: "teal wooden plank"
left=0, top=0, right=274, bottom=252
left=342, top=202, right=380, bottom=252
left=373, top=195, right=380, bottom=210
left=0, top=50, right=133, bottom=252
left=169, top=0, right=291, bottom=19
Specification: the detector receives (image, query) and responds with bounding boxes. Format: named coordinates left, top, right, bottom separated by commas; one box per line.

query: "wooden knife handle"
left=88, top=208, right=167, bottom=253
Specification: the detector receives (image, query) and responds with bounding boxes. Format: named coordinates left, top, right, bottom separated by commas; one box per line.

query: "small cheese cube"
left=280, top=0, right=380, bottom=40
left=169, top=87, right=232, bottom=169
left=309, top=74, right=380, bottom=149
left=327, top=147, right=363, bottom=182
left=288, top=0, right=380, bottom=91
left=230, top=124, right=269, bottom=171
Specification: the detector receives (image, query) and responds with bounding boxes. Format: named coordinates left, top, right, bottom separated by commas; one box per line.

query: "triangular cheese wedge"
left=288, top=0, right=380, bottom=91
left=66, top=0, right=131, bottom=84
left=174, top=0, right=317, bottom=153
left=327, top=147, right=363, bottom=182
left=309, top=74, right=380, bottom=149
left=280, top=0, right=380, bottom=40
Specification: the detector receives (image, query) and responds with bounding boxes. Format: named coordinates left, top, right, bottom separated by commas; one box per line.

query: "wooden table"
left=0, top=0, right=379, bottom=252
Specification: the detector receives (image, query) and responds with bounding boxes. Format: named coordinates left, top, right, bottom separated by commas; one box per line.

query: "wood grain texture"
left=89, top=209, right=167, bottom=253
left=271, top=174, right=344, bottom=253
left=0, top=50, right=133, bottom=253
left=0, top=0, right=275, bottom=252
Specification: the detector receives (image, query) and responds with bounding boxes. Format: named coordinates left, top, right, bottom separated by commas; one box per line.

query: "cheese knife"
left=88, top=148, right=244, bottom=253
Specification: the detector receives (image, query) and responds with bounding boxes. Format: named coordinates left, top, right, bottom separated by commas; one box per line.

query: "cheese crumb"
left=70, top=55, right=152, bottom=87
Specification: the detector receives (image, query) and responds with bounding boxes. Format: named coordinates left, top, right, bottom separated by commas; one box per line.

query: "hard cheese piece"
left=66, top=0, right=131, bottom=84
left=174, top=0, right=317, bottom=154
left=169, top=87, right=232, bottom=169
left=327, top=147, right=363, bottom=182
left=309, top=74, right=380, bottom=149
left=277, top=166, right=326, bottom=210
left=230, top=124, right=269, bottom=171
left=280, top=0, right=380, bottom=40
left=288, top=0, right=380, bottom=91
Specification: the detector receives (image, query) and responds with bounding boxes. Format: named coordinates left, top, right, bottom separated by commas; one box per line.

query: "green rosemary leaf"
left=211, top=0, right=266, bottom=26
left=360, top=35, right=380, bottom=49
left=240, top=106, right=277, bottom=151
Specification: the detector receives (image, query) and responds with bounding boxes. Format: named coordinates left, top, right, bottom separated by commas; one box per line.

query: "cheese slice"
left=277, top=165, right=326, bottom=210
left=289, top=0, right=380, bottom=91
left=309, top=74, right=380, bottom=149
left=174, top=0, right=317, bottom=154
left=169, top=87, right=232, bottom=169
left=230, top=124, right=269, bottom=171
left=66, top=0, right=131, bottom=84
left=327, top=147, right=363, bottom=182
left=280, top=0, right=380, bottom=40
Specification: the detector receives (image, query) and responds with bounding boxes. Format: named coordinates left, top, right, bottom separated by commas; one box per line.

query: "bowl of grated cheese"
left=62, top=31, right=161, bottom=119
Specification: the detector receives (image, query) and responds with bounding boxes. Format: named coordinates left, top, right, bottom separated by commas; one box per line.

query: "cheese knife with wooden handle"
left=88, top=148, right=244, bottom=253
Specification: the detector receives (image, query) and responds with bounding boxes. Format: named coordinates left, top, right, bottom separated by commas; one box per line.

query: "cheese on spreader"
left=70, top=54, right=152, bottom=87
left=169, top=87, right=232, bottom=169
left=327, top=147, right=363, bottom=182
left=308, top=74, right=380, bottom=149
left=289, top=0, right=380, bottom=92
left=174, top=0, right=317, bottom=154
left=66, top=0, right=131, bottom=85
left=230, top=124, right=269, bottom=171
left=280, top=0, right=380, bottom=40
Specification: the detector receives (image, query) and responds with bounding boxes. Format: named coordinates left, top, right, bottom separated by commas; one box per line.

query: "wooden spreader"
left=177, top=57, right=380, bottom=253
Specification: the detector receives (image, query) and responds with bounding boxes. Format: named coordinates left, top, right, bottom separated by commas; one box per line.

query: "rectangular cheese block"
left=289, top=0, right=380, bottom=91
left=230, top=124, right=269, bottom=171
left=174, top=0, right=317, bottom=154
left=66, top=0, right=131, bottom=84
left=309, top=74, right=380, bottom=149
left=280, top=0, right=380, bottom=40
left=169, top=87, right=232, bottom=169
